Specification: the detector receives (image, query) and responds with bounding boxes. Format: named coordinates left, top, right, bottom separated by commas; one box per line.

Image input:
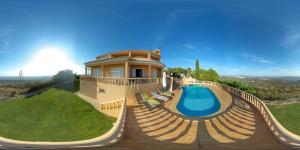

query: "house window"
left=152, top=69, right=158, bottom=78
left=92, top=68, right=101, bottom=76
left=110, top=67, right=124, bottom=77
left=86, top=67, right=92, bottom=75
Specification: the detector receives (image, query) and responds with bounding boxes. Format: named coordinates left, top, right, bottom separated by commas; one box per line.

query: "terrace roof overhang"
left=85, top=57, right=165, bottom=68
left=96, top=49, right=161, bottom=60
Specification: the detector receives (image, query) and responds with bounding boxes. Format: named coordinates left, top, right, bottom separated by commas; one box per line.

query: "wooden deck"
left=87, top=88, right=290, bottom=150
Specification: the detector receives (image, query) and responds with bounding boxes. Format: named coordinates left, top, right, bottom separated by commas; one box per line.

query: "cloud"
left=283, top=32, right=300, bottom=46
left=184, top=43, right=195, bottom=49
left=241, top=53, right=273, bottom=64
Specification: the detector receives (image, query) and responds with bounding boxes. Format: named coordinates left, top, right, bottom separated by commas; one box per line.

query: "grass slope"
left=268, top=103, right=300, bottom=135
left=0, top=88, right=116, bottom=141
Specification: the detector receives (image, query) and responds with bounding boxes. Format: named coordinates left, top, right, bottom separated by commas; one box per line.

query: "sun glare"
left=20, top=47, right=84, bottom=76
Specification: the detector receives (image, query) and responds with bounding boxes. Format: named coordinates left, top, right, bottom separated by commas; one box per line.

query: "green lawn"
left=268, top=103, right=300, bottom=135
left=0, top=88, right=116, bottom=141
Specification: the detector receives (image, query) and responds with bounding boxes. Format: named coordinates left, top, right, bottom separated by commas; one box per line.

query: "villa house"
left=80, top=49, right=165, bottom=105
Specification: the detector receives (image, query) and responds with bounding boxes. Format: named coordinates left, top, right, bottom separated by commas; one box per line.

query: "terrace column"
left=169, top=77, right=173, bottom=92
left=148, top=52, right=151, bottom=60
left=85, top=66, right=87, bottom=75
left=125, top=61, right=129, bottom=79
left=101, top=64, right=104, bottom=77
left=148, top=65, right=152, bottom=78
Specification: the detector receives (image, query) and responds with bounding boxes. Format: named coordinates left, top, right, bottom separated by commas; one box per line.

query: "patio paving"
left=92, top=87, right=290, bottom=150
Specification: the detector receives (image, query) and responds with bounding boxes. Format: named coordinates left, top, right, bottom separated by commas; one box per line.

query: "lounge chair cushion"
left=151, top=90, right=169, bottom=101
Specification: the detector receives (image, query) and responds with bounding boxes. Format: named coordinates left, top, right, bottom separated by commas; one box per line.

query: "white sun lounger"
left=151, top=90, right=169, bottom=101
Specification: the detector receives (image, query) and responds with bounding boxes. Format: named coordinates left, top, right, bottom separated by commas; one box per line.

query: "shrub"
left=26, top=80, right=53, bottom=93
left=73, top=74, right=80, bottom=91
left=218, top=80, right=258, bottom=96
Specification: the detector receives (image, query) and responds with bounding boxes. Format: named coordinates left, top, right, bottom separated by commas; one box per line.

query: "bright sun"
left=19, top=47, right=84, bottom=76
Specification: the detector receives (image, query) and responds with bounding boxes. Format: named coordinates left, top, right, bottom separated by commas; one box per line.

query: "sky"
left=1, top=0, right=300, bottom=76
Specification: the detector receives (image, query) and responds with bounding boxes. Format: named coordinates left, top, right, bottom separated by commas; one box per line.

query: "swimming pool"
left=177, top=85, right=221, bottom=117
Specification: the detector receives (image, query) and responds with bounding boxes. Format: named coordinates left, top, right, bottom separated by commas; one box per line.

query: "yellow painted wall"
left=97, top=83, right=127, bottom=103
left=80, top=80, right=97, bottom=99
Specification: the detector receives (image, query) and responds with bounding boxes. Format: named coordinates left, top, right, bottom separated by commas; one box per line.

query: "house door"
left=135, top=69, right=143, bottom=78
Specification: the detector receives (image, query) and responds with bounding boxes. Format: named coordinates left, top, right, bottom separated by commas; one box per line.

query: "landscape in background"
left=221, top=76, right=300, bottom=104
left=2, top=65, right=300, bottom=104
left=0, top=71, right=78, bottom=101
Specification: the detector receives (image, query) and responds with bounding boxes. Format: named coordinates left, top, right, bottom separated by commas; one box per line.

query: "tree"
left=202, top=68, right=219, bottom=81
left=195, top=59, right=201, bottom=80
left=18, top=70, right=23, bottom=84
left=165, top=67, right=188, bottom=78
left=207, top=68, right=219, bottom=81
left=52, top=69, right=74, bottom=83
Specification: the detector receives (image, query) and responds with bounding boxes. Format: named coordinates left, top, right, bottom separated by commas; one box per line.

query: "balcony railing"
left=80, top=76, right=161, bottom=86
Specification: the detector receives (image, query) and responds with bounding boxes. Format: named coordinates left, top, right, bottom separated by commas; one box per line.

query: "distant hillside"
left=222, top=76, right=300, bottom=82
left=0, top=76, right=52, bottom=81
left=220, top=75, right=300, bottom=102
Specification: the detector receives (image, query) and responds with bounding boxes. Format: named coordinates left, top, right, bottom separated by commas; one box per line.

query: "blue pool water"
left=177, top=85, right=221, bottom=117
